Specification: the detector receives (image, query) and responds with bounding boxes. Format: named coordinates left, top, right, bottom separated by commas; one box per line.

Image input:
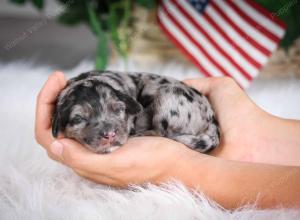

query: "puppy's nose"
left=103, top=131, right=116, bottom=141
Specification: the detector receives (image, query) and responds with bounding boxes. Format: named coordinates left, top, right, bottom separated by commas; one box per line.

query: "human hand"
left=35, top=73, right=300, bottom=209
left=35, top=72, right=299, bottom=188
left=35, top=71, right=203, bottom=186
left=46, top=136, right=202, bottom=186
left=184, top=77, right=276, bottom=162
left=35, top=71, right=67, bottom=160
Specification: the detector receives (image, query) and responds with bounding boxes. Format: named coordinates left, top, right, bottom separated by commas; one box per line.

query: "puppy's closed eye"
left=70, top=115, right=87, bottom=125
left=110, top=102, right=126, bottom=115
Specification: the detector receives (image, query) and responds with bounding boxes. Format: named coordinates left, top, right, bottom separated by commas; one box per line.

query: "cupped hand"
left=35, top=72, right=300, bottom=209
left=183, top=77, right=272, bottom=162
left=47, top=136, right=199, bottom=186
left=35, top=72, right=275, bottom=186
left=35, top=71, right=67, bottom=160
left=35, top=71, right=201, bottom=186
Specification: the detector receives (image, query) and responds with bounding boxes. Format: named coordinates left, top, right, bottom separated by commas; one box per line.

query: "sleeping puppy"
left=52, top=71, right=220, bottom=154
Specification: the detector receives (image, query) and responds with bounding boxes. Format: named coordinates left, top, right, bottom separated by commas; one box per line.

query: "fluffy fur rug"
left=0, top=60, right=299, bottom=220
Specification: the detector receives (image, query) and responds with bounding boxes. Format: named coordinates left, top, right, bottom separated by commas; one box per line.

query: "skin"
left=35, top=71, right=300, bottom=209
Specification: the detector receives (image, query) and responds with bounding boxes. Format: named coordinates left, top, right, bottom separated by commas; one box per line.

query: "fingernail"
left=50, top=141, right=63, bottom=158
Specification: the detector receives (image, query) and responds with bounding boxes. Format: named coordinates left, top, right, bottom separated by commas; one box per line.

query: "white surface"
left=0, top=60, right=299, bottom=219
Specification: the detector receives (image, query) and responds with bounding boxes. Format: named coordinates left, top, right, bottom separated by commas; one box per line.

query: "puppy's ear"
left=115, top=90, right=142, bottom=115
left=52, top=107, right=61, bottom=138
left=52, top=96, right=75, bottom=137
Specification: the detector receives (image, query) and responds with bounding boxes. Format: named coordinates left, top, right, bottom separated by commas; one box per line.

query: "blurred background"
left=1, top=0, right=299, bottom=76
left=0, top=0, right=300, bottom=138
left=0, top=0, right=98, bottom=69
left=0, top=0, right=300, bottom=122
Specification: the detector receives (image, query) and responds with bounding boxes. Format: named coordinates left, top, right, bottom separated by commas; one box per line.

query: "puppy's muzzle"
left=100, top=129, right=116, bottom=145
left=103, top=130, right=116, bottom=142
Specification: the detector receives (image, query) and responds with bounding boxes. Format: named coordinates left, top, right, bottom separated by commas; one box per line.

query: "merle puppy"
left=52, top=71, right=220, bottom=153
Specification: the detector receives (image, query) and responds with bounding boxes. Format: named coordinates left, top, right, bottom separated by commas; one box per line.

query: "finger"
left=35, top=71, right=67, bottom=148
left=46, top=150, right=62, bottom=163
left=36, top=71, right=67, bottom=129
left=182, top=77, right=215, bottom=95
left=52, top=138, right=113, bottom=174
left=38, top=71, right=67, bottom=104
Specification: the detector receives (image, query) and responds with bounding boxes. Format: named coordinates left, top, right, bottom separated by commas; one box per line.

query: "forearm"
left=254, top=115, right=300, bottom=166
left=210, top=114, right=300, bottom=166
left=177, top=151, right=300, bottom=209
left=272, top=117, right=300, bottom=151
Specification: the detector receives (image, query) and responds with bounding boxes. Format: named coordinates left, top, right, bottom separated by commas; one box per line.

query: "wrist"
left=172, top=147, right=218, bottom=191
left=174, top=149, right=234, bottom=206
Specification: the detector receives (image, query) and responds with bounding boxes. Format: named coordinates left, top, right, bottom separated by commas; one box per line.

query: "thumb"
left=50, top=138, right=109, bottom=171
left=182, top=77, right=215, bottom=95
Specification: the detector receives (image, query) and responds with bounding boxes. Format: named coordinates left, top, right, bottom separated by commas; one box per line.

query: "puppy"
left=52, top=71, right=220, bottom=153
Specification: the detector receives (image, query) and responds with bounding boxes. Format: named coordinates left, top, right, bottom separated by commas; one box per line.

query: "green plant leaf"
left=56, top=0, right=71, bottom=4
left=86, top=1, right=102, bottom=35
left=9, top=0, right=27, bottom=5
left=108, top=1, right=130, bottom=59
left=86, top=1, right=108, bottom=70
left=109, top=3, right=124, bottom=57
left=57, top=9, right=83, bottom=26
left=123, top=0, right=130, bottom=59
left=95, top=34, right=108, bottom=70
left=255, top=0, right=300, bottom=48
left=31, top=0, right=43, bottom=9
left=135, top=0, right=156, bottom=9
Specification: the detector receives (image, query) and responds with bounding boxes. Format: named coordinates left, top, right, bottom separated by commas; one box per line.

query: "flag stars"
left=188, top=0, right=208, bottom=13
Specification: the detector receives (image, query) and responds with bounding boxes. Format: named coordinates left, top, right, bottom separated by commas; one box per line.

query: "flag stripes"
left=157, top=0, right=286, bottom=88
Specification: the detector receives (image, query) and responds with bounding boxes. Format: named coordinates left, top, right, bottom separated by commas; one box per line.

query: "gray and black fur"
left=52, top=70, right=220, bottom=153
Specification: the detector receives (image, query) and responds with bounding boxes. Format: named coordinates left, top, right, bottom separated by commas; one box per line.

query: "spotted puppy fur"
left=52, top=71, right=220, bottom=153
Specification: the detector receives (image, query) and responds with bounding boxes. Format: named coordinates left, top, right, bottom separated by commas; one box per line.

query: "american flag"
left=157, top=0, right=286, bottom=88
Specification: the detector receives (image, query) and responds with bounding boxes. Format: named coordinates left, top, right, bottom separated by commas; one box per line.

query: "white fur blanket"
left=0, top=60, right=299, bottom=220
